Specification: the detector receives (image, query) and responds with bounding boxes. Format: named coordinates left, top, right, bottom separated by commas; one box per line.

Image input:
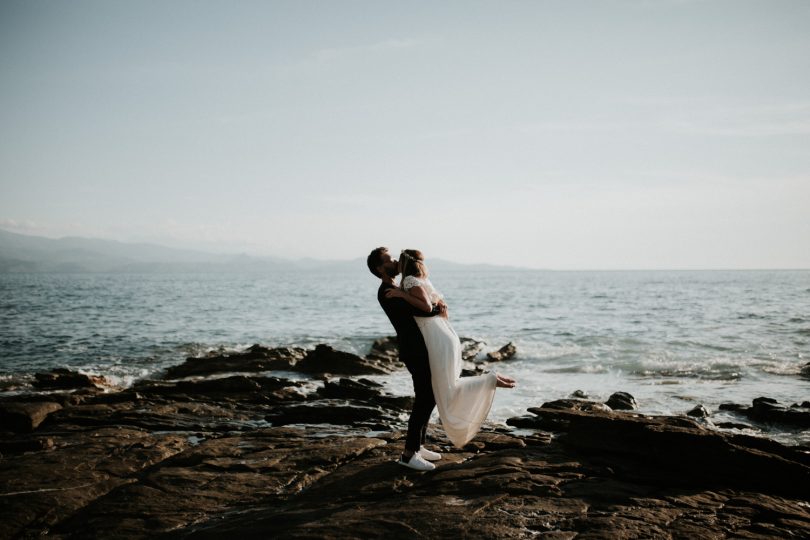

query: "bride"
left=385, top=249, right=516, bottom=448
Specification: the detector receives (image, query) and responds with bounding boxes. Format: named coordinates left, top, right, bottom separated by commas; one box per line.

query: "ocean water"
left=1, top=269, right=808, bottom=444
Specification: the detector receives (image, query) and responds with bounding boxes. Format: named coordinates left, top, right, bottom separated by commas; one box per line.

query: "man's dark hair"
left=367, top=247, right=388, bottom=278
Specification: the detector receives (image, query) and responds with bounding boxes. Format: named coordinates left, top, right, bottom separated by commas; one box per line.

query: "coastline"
left=1, top=341, right=809, bottom=538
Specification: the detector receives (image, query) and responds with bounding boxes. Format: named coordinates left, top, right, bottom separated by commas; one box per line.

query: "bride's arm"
left=386, top=286, right=433, bottom=313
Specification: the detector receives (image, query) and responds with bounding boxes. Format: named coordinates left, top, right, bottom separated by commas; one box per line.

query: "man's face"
left=379, top=251, right=399, bottom=278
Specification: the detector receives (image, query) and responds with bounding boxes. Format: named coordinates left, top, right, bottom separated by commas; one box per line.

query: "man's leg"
left=404, top=358, right=435, bottom=457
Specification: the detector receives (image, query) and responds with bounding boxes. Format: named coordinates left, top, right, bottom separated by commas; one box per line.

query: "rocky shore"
left=1, top=341, right=809, bottom=539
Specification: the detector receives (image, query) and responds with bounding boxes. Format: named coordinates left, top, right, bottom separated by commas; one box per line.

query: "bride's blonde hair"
left=399, top=249, right=428, bottom=287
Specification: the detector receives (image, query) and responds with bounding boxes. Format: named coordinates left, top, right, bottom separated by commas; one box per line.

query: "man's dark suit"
left=377, top=281, right=439, bottom=452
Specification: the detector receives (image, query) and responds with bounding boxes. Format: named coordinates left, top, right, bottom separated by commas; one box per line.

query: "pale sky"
left=1, top=0, right=809, bottom=269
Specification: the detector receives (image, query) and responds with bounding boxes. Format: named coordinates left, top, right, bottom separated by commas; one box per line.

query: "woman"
left=385, top=249, right=516, bottom=448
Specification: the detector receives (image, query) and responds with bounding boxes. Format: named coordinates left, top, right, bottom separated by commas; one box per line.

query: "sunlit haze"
left=1, top=1, right=809, bottom=269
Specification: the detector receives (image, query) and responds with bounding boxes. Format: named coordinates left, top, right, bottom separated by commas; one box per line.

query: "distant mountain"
left=0, top=229, right=524, bottom=273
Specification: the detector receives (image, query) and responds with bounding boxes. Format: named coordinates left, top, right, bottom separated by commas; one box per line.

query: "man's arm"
left=389, top=297, right=441, bottom=318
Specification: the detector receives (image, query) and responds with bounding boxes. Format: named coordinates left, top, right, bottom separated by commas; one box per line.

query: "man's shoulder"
left=377, top=282, right=394, bottom=301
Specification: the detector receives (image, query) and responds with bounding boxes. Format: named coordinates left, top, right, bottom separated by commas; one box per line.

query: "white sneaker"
left=419, top=446, right=441, bottom=461
left=398, top=453, right=436, bottom=471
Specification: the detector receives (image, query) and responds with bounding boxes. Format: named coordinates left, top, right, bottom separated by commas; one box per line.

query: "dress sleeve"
left=402, top=275, right=423, bottom=291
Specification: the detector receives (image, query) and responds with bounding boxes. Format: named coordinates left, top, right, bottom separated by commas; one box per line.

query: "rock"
left=460, top=337, right=485, bottom=361
left=265, top=401, right=388, bottom=427
left=539, top=399, right=611, bottom=413
left=0, top=401, right=62, bottom=432
left=719, top=403, right=748, bottom=412
left=0, top=436, right=54, bottom=453
left=295, top=344, right=392, bottom=375
left=316, top=378, right=413, bottom=411
left=512, top=405, right=810, bottom=498
left=460, top=366, right=485, bottom=377
left=570, top=390, right=589, bottom=399
left=32, top=368, right=106, bottom=390
left=800, top=362, right=810, bottom=379
left=605, top=391, right=638, bottom=411
left=719, top=397, right=810, bottom=428
left=164, top=345, right=307, bottom=378
left=3, top=373, right=810, bottom=539
left=687, top=404, right=710, bottom=418
left=365, top=336, right=400, bottom=365
left=486, top=342, right=517, bottom=362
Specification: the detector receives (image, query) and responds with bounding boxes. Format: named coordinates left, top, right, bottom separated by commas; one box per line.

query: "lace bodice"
left=402, top=275, right=444, bottom=304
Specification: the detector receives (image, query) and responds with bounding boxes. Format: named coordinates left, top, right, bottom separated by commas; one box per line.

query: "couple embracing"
left=367, top=247, right=516, bottom=471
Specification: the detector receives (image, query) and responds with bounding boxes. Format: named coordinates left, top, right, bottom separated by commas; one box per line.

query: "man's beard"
left=384, top=264, right=399, bottom=278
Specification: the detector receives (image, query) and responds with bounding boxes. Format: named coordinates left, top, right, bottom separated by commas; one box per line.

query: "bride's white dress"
left=403, top=275, right=498, bottom=448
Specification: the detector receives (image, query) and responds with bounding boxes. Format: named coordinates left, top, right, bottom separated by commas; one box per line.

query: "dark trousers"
left=404, top=356, right=436, bottom=452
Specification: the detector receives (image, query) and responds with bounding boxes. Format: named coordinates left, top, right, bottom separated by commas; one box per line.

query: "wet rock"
left=0, top=401, right=62, bottom=432
left=486, top=342, right=517, bottom=362
left=605, top=391, right=637, bottom=410
left=365, top=336, right=401, bottom=366
left=570, top=390, right=589, bottom=399
left=164, top=345, right=307, bottom=378
left=687, top=404, right=710, bottom=418
left=460, top=337, right=485, bottom=361
left=32, top=368, right=106, bottom=390
left=800, top=362, right=810, bottom=379
left=295, top=344, right=392, bottom=375
left=719, top=397, right=810, bottom=428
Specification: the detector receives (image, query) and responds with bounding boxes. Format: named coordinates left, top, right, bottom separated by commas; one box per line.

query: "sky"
left=1, top=0, right=809, bottom=269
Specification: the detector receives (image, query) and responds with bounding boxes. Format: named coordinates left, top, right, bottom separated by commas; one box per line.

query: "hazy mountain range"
left=0, top=229, right=521, bottom=273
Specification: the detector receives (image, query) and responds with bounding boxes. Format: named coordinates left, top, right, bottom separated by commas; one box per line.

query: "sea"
left=1, top=269, right=808, bottom=445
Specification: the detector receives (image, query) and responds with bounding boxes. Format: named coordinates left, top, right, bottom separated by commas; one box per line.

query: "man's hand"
left=437, top=300, right=448, bottom=318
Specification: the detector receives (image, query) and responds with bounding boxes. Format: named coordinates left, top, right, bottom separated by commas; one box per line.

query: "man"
left=367, top=246, right=446, bottom=471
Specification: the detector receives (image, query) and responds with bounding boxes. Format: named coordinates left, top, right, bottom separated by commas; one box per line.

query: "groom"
left=367, top=247, right=446, bottom=471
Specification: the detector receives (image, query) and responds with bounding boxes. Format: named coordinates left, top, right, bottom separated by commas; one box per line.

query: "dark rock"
left=486, top=342, right=517, bottom=362
left=538, top=399, right=611, bottom=413
left=317, top=377, right=383, bottom=400
left=164, top=345, right=307, bottom=379
left=748, top=397, right=810, bottom=427
left=719, top=403, right=748, bottom=412
left=316, top=378, right=413, bottom=411
left=0, top=401, right=62, bottom=432
left=570, top=390, right=589, bottom=399
left=365, top=336, right=401, bottom=365
left=801, top=401, right=810, bottom=408
left=800, top=362, right=810, bottom=378
left=32, top=368, right=106, bottom=390
left=0, top=437, right=54, bottom=453
left=605, top=391, right=638, bottom=411
left=460, top=366, right=485, bottom=377
left=716, top=421, right=756, bottom=430
left=512, top=405, right=810, bottom=498
left=265, top=401, right=388, bottom=426
left=295, top=344, right=392, bottom=375
left=3, top=376, right=810, bottom=539
left=720, top=397, right=810, bottom=429
left=687, top=404, right=710, bottom=418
